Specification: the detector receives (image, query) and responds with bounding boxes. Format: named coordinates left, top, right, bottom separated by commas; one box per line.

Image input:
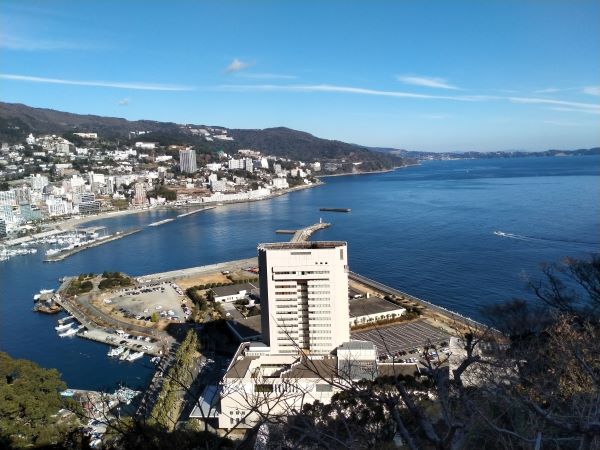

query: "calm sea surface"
left=1, top=155, right=598, bottom=389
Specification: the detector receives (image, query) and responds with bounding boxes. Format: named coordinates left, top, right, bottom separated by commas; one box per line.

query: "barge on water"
left=319, top=207, right=351, bottom=213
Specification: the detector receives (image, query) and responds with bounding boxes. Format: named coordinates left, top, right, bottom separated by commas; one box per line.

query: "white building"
left=258, top=241, right=350, bottom=355
left=179, top=148, right=197, bottom=173
left=73, top=132, right=98, bottom=139
left=135, top=142, right=158, bottom=150
left=132, top=182, right=148, bottom=207
left=29, top=174, right=49, bottom=191
left=272, top=177, right=289, bottom=190
left=228, top=159, right=244, bottom=170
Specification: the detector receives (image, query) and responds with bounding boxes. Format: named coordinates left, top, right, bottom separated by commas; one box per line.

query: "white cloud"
left=547, top=106, right=600, bottom=115
left=225, top=58, right=253, bottom=73
left=0, top=73, right=194, bottom=91
left=509, top=96, right=600, bottom=114
left=0, top=32, right=98, bottom=51
left=216, top=83, right=492, bottom=102
left=236, top=72, right=297, bottom=80
left=534, top=88, right=561, bottom=94
left=397, top=75, right=459, bottom=90
left=543, top=120, right=584, bottom=127
left=118, top=98, right=130, bottom=106
left=583, top=86, right=600, bottom=96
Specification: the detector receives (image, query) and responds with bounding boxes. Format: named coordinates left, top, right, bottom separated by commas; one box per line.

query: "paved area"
left=351, top=320, right=449, bottom=356
left=107, top=282, right=185, bottom=322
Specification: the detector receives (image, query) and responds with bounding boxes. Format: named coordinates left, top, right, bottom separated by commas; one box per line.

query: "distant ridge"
left=0, top=102, right=407, bottom=172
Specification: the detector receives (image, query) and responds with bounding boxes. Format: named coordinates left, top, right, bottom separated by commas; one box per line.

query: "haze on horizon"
left=1, top=0, right=599, bottom=152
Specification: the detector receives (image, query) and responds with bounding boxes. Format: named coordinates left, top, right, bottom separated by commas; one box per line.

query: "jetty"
left=291, top=222, right=331, bottom=242
left=148, top=218, right=175, bottom=227
left=177, top=206, right=215, bottom=218
left=44, top=228, right=142, bottom=262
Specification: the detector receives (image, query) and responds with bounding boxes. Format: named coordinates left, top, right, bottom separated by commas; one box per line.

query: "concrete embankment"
left=44, top=228, right=142, bottom=262
left=348, top=271, right=487, bottom=331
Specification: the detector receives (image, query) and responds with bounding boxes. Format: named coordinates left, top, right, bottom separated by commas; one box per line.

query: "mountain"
left=371, top=145, right=600, bottom=159
left=0, top=102, right=408, bottom=172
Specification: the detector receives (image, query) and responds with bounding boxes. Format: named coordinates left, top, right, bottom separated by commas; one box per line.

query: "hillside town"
left=0, top=130, right=321, bottom=239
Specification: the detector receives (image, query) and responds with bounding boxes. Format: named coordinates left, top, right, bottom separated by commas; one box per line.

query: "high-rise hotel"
left=258, top=241, right=350, bottom=354
left=212, top=241, right=377, bottom=430
left=179, top=148, right=197, bottom=173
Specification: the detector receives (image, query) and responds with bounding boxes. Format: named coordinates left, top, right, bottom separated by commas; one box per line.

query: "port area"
left=43, top=228, right=142, bottom=262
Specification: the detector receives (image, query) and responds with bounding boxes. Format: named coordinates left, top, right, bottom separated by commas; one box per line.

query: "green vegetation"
left=0, top=352, right=78, bottom=448
left=148, top=185, right=177, bottom=201
left=99, top=271, right=132, bottom=290
left=66, top=274, right=95, bottom=295
left=151, top=330, right=199, bottom=430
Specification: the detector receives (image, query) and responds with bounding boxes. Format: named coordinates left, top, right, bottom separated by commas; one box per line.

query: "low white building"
left=218, top=340, right=378, bottom=430
left=211, top=282, right=258, bottom=303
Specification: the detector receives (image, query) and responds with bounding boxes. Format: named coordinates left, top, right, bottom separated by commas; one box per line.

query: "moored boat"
left=108, top=346, right=126, bottom=357
left=126, top=351, right=144, bottom=362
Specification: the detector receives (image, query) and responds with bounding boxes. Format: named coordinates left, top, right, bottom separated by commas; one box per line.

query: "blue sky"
left=1, top=1, right=599, bottom=152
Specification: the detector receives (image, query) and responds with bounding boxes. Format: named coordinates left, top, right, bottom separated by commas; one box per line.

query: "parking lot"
left=105, top=282, right=186, bottom=323
left=351, top=320, right=449, bottom=356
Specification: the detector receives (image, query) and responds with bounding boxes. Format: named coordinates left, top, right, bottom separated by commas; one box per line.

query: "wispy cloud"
left=117, top=98, right=130, bottom=106
left=583, top=86, right=600, bottom=96
left=397, top=75, right=459, bottom=90
left=534, top=88, right=561, bottom=94
left=225, top=58, right=254, bottom=73
left=236, top=72, right=297, bottom=80
left=543, top=120, right=585, bottom=127
left=216, top=83, right=491, bottom=101
left=0, top=33, right=95, bottom=51
left=0, top=74, right=194, bottom=91
left=509, top=96, right=600, bottom=113
left=547, top=106, right=600, bottom=115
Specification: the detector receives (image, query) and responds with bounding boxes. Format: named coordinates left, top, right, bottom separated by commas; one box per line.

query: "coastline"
left=316, top=163, right=420, bottom=178
left=43, top=181, right=324, bottom=232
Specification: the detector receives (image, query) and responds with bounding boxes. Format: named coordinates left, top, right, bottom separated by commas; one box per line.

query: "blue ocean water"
left=1, top=155, right=598, bottom=389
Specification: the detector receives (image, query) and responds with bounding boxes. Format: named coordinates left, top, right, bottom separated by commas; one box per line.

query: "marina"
left=43, top=228, right=142, bottom=262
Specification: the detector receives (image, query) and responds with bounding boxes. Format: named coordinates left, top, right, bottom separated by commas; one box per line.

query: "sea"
left=1, top=155, right=598, bottom=390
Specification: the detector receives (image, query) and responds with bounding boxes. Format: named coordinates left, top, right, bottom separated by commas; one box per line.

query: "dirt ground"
left=176, top=273, right=231, bottom=289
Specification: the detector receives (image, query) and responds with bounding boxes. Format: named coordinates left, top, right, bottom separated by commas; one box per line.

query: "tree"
left=0, top=352, right=78, bottom=448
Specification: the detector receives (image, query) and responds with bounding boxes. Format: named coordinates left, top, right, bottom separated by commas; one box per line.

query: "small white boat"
left=40, top=289, right=54, bottom=294
left=55, top=323, right=72, bottom=331
left=150, top=356, right=161, bottom=364
left=108, top=346, right=126, bottom=357
left=126, top=351, right=144, bottom=362
left=119, top=350, right=131, bottom=361
left=59, top=327, right=78, bottom=337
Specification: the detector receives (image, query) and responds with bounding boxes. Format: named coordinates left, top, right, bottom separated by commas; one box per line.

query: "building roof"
left=349, top=296, right=405, bottom=317
left=226, top=315, right=262, bottom=341
left=258, top=241, right=346, bottom=250
left=211, top=282, right=257, bottom=298
left=338, top=340, right=377, bottom=351
left=281, top=358, right=338, bottom=379
left=189, top=385, right=220, bottom=418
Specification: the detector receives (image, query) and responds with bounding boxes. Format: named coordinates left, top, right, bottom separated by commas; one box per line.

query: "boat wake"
left=493, top=231, right=599, bottom=246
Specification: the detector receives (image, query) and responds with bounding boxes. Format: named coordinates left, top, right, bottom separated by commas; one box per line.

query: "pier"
left=44, top=228, right=142, bottom=262
left=291, top=222, right=331, bottom=242
left=177, top=206, right=215, bottom=218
